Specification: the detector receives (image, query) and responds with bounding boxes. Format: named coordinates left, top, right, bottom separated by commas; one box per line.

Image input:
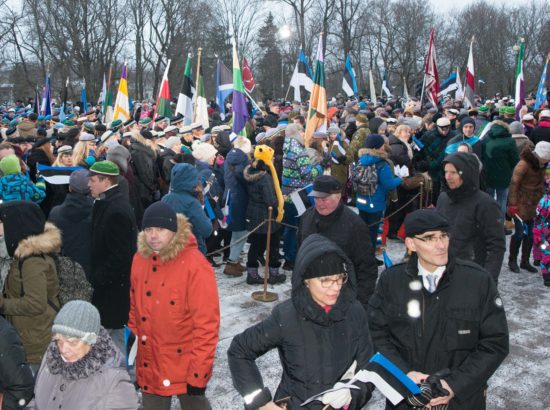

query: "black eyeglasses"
left=414, top=232, right=450, bottom=244
left=317, top=273, right=348, bottom=288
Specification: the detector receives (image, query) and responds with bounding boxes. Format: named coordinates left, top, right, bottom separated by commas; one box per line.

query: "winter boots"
left=224, top=261, right=246, bottom=277
left=246, top=267, right=264, bottom=285
left=520, top=237, right=538, bottom=273
left=267, top=267, right=286, bottom=285
left=508, top=237, right=521, bottom=273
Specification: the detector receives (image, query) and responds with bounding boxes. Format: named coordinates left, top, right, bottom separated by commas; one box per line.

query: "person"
left=436, top=152, right=505, bottom=283
left=368, top=209, right=509, bottom=409
left=298, top=175, right=378, bottom=308
left=129, top=131, right=158, bottom=210
left=509, top=121, right=534, bottom=154
left=530, top=109, right=550, bottom=144
left=0, top=201, right=61, bottom=372
left=128, top=202, right=220, bottom=410
left=52, top=145, right=73, bottom=166
left=0, top=154, right=45, bottom=203
left=533, top=180, right=550, bottom=287
left=88, top=160, right=138, bottom=354
left=228, top=234, right=374, bottom=409
left=49, top=169, right=94, bottom=279
left=507, top=141, right=550, bottom=273
left=0, top=315, right=34, bottom=409
left=445, top=117, right=482, bottom=158
left=32, top=300, right=139, bottom=409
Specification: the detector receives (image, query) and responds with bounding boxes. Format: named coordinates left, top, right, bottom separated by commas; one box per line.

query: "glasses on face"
left=414, top=232, right=450, bottom=244
left=317, top=273, right=348, bottom=288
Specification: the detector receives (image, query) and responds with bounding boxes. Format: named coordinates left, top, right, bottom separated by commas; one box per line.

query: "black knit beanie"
left=142, top=202, right=178, bottom=232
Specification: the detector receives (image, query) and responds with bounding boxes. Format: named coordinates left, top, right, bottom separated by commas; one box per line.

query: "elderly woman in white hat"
left=32, top=300, right=139, bottom=409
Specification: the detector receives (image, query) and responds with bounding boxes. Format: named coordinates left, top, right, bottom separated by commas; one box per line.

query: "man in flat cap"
left=368, top=208, right=509, bottom=410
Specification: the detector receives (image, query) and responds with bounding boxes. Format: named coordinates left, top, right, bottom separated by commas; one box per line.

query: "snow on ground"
left=171, top=235, right=550, bottom=409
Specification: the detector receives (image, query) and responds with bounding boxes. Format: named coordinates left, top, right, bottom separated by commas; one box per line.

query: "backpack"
left=18, top=255, right=93, bottom=311
left=352, top=161, right=384, bottom=196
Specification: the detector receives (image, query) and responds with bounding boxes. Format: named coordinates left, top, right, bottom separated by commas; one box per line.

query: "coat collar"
left=14, top=222, right=61, bottom=259
left=137, top=214, right=193, bottom=263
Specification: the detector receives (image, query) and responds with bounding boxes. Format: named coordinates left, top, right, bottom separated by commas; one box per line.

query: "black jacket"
left=0, top=316, right=34, bottom=409
left=388, top=134, right=412, bottom=168
left=91, top=185, right=137, bottom=328
left=368, top=253, right=509, bottom=410
left=49, top=192, right=94, bottom=280
left=228, top=234, right=374, bottom=409
left=436, top=152, right=505, bottom=283
left=243, top=164, right=280, bottom=234
left=530, top=123, right=550, bottom=144
left=298, top=203, right=378, bottom=307
left=129, top=140, right=157, bottom=206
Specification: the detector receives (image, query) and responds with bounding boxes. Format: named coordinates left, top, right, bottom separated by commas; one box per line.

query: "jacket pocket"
left=158, top=345, right=189, bottom=384
left=446, top=308, right=480, bottom=351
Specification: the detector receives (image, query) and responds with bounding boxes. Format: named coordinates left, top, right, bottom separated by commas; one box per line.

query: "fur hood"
left=357, top=147, right=389, bottom=159
left=243, top=164, right=266, bottom=182
left=14, top=222, right=61, bottom=259
left=137, top=214, right=192, bottom=262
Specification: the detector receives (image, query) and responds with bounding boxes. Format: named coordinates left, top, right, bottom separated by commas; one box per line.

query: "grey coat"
left=32, top=328, right=138, bottom=410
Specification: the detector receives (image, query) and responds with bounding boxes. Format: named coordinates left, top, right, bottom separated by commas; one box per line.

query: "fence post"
left=252, top=207, right=278, bottom=302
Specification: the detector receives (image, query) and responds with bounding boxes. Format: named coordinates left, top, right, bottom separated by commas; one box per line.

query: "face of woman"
left=59, top=153, right=73, bottom=166
left=305, top=273, right=348, bottom=307
left=54, top=334, right=91, bottom=362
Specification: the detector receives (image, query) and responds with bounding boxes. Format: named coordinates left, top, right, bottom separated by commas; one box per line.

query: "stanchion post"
left=419, top=181, right=424, bottom=209
left=252, top=207, right=278, bottom=302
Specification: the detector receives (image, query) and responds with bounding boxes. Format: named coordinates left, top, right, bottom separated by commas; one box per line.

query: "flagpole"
left=244, top=89, right=264, bottom=116
left=193, top=48, right=203, bottom=123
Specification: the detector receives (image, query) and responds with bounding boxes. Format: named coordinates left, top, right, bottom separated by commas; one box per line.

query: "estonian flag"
left=216, top=58, right=233, bottom=118
left=289, top=183, right=314, bottom=216
left=37, top=163, right=84, bottom=185
left=342, top=55, right=357, bottom=97
left=289, top=50, right=313, bottom=102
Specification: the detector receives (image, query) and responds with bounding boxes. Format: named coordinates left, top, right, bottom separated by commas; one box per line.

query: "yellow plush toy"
left=253, top=144, right=284, bottom=222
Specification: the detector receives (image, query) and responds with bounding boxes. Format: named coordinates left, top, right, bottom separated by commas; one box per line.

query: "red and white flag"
left=423, top=28, right=440, bottom=108
left=241, top=56, right=255, bottom=93
left=464, top=38, right=475, bottom=109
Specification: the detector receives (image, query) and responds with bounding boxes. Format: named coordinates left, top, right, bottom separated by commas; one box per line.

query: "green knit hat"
left=478, top=105, right=489, bottom=113
left=504, top=106, right=516, bottom=115
left=89, top=160, right=119, bottom=176
left=139, top=117, right=152, bottom=126
left=110, top=119, right=122, bottom=130
left=0, top=155, right=21, bottom=175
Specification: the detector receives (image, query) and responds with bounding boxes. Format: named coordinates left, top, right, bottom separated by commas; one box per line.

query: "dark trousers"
left=142, top=392, right=211, bottom=410
left=282, top=202, right=299, bottom=262
left=359, top=210, right=384, bottom=249
left=206, top=228, right=231, bottom=259
left=247, top=230, right=281, bottom=268
left=388, top=188, right=417, bottom=236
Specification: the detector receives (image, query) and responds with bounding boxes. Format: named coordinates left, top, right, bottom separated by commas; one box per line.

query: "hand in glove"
left=321, top=361, right=356, bottom=409
left=507, top=206, right=519, bottom=217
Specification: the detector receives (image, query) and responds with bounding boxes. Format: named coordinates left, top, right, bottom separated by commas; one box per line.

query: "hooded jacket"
left=224, top=148, right=250, bottom=231
left=228, top=234, right=374, bottom=409
left=129, top=140, right=157, bottom=205
left=128, top=214, right=220, bottom=396
left=243, top=163, right=280, bottom=234
left=437, top=152, right=505, bottom=283
left=162, top=163, right=212, bottom=254
left=0, top=201, right=61, bottom=364
left=32, top=328, right=139, bottom=410
left=482, top=121, right=520, bottom=189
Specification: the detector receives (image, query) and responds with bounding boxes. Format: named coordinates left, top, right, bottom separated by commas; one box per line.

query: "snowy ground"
left=169, top=236, right=550, bottom=409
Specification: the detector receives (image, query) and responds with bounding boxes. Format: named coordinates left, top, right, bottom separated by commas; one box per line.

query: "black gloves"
left=406, top=368, right=451, bottom=408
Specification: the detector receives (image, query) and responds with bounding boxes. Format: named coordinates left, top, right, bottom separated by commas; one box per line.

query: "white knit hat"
left=192, top=141, right=218, bottom=162
left=534, top=141, right=550, bottom=162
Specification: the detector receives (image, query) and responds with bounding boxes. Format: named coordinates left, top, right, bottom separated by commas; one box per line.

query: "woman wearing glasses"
left=228, top=234, right=374, bottom=409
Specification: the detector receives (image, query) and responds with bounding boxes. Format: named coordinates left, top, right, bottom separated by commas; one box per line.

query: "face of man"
left=314, top=193, right=341, bottom=216
left=462, top=123, right=475, bottom=137
left=444, top=163, right=463, bottom=189
left=405, top=230, right=449, bottom=272
left=144, top=227, right=176, bottom=251
left=438, top=125, right=450, bottom=136
left=88, top=175, right=112, bottom=198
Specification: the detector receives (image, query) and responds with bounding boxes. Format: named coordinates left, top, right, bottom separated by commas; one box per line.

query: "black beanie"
left=460, top=117, right=476, bottom=129
left=142, top=202, right=178, bottom=232
left=303, top=251, right=348, bottom=279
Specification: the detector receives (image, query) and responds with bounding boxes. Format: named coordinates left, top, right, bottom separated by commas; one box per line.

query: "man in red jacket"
left=128, top=202, right=220, bottom=410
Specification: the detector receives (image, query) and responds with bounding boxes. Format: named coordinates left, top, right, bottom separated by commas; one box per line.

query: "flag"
left=176, top=54, right=195, bottom=124
left=80, top=78, right=87, bottom=113
left=383, top=249, right=393, bottom=268
left=242, top=56, right=256, bottom=93
left=403, top=78, right=409, bottom=102
left=342, top=55, right=357, bottom=97
left=422, top=28, right=440, bottom=108
left=193, top=55, right=209, bottom=131
left=381, top=69, right=392, bottom=97
left=455, top=66, right=464, bottom=101
left=37, top=164, right=84, bottom=185
left=304, top=34, right=327, bottom=146
left=464, top=38, right=476, bottom=109
left=290, top=183, right=314, bottom=216
left=104, top=89, right=114, bottom=124
left=369, top=69, right=377, bottom=102
left=153, top=59, right=172, bottom=122
left=113, top=63, right=130, bottom=121
left=216, top=58, right=233, bottom=118
left=232, top=41, right=248, bottom=136
left=437, top=71, right=458, bottom=98
left=514, top=38, right=525, bottom=120
left=33, top=85, right=40, bottom=115
left=41, top=73, right=52, bottom=116
left=289, top=49, right=313, bottom=102
left=98, top=74, right=106, bottom=107
left=59, top=77, right=69, bottom=122
left=535, top=55, right=549, bottom=110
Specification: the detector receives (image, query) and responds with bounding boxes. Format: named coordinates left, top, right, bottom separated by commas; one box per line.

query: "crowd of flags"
left=32, top=28, right=549, bottom=141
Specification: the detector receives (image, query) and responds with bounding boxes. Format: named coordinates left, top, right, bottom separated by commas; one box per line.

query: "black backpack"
left=19, top=255, right=93, bottom=311
left=352, top=161, right=385, bottom=196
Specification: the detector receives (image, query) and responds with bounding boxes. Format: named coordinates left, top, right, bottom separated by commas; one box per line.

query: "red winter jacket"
left=128, top=214, right=220, bottom=396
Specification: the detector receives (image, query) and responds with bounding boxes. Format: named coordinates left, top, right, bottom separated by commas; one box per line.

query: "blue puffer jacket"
left=355, top=148, right=401, bottom=213
left=0, top=174, right=46, bottom=203
left=162, top=163, right=213, bottom=254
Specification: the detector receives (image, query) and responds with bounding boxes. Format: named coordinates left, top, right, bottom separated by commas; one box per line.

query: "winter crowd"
left=0, top=91, right=549, bottom=409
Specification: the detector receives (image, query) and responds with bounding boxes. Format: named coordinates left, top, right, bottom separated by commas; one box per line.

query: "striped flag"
left=80, top=78, right=87, bottom=112
left=113, top=63, right=130, bottom=121
left=534, top=55, right=549, bottom=110
left=176, top=54, right=195, bottom=125
left=41, top=73, right=52, bottom=116
left=514, top=38, right=525, bottom=120
left=232, top=41, right=248, bottom=136
left=381, top=68, right=392, bottom=97
left=455, top=66, right=464, bottom=101
left=289, top=50, right=313, bottom=102
left=33, top=85, right=40, bottom=115
left=216, top=58, right=233, bottom=118
left=241, top=56, right=255, bottom=93
left=153, top=60, right=172, bottom=122
left=422, top=28, right=440, bottom=108
left=37, top=164, right=84, bottom=185
left=290, top=183, right=314, bottom=216
left=342, top=55, right=357, bottom=97
left=369, top=69, right=377, bottom=102
left=304, top=33, right=327, bottom=147
left=193, top=55, right=209, bottom=130
left=464, top=38, right=476, bottom=109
